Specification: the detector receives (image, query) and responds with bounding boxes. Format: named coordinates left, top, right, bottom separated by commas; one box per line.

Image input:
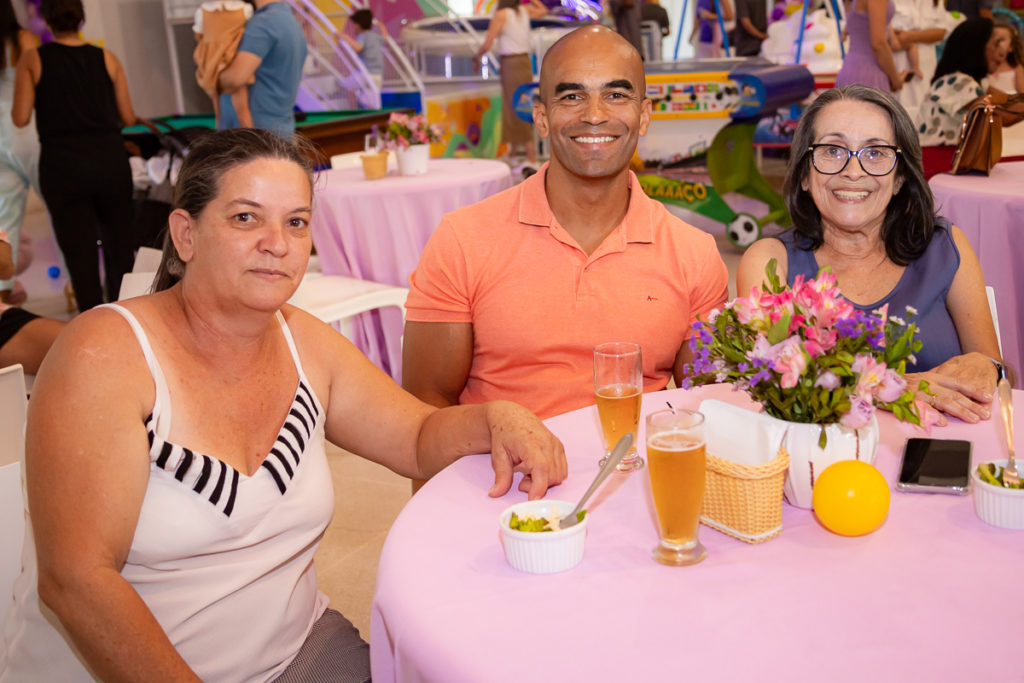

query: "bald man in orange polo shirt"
left=402, top=26, right=728, bottom=423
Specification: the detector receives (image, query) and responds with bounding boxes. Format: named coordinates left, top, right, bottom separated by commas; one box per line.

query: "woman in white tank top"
left=476, top=0, right=548, bottom=169
left=0, top=128, right=566, bottom=682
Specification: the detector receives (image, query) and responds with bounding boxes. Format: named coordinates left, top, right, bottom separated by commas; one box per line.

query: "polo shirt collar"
left=517, top=163, right=655, bottom=245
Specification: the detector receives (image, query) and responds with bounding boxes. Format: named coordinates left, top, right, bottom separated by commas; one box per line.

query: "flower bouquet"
left=379, top=112, right=444, bottom=149
left=684, top=260, right=927, bottom=447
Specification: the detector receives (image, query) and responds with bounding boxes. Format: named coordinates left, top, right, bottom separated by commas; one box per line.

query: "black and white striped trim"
left=144, top=380, right=320, bottom=516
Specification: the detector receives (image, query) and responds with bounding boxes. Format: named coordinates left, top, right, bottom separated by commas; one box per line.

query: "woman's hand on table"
left=484, top=401, right=567, bottom=500
left=905, top=353, right=998, bottom=425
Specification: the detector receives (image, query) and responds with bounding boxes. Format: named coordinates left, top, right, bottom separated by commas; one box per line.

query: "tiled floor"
left=14, top=158, right=779, bottom=638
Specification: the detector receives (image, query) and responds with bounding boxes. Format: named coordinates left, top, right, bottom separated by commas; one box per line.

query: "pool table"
left=123, top=108, right=415, bottom=161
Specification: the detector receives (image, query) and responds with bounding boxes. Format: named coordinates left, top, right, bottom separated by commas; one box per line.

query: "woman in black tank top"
left=11, top=0, right=138, bottom=311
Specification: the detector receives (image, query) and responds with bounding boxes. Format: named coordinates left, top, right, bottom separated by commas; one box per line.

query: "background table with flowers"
left=370, top=382, right=1021, bottom=683
left=310, top=157, right=513, bottom=380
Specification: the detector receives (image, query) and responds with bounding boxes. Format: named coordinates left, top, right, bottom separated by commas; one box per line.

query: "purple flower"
left=749, top=369, right=772, bottom=387
left=737, top=362, right=750, bottom=372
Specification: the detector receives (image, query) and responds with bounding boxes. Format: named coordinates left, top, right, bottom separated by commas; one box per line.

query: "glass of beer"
left=594, top=342, right=643, bottom=472
left=645, top=408, right=707, bottom=566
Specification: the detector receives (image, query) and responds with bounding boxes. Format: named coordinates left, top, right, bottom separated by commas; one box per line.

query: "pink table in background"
left=929, top=162, right=1024, bottom=388
left=370, top=384, right=1021, bottom=683
left=311, top=158, right=512, bottom=381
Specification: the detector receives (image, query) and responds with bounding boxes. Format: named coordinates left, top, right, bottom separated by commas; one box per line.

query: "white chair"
left=0, top=364, right=28, bottom=627
left=287, top=274, right=408, bottom=341
left=132, top=246, right=163, bottom=273
left=118, top=271, right=157, bottom=300
left=986, top=286, right=1002, bottom=357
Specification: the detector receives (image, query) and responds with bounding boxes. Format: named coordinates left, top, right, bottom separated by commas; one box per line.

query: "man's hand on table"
left=906, top=352, right=998, bottom=425
left=485, top=401, right=567, bottom=500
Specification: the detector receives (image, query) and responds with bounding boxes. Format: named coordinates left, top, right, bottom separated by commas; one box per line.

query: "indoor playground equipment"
left=635, top=59, right=814, bottom=247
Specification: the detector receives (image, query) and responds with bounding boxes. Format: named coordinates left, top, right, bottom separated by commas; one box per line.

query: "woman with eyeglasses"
left=737, top=85, right=1003, bottom=426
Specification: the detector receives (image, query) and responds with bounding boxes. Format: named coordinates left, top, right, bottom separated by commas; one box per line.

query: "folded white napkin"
left=699, top=399, right=786, bottom=467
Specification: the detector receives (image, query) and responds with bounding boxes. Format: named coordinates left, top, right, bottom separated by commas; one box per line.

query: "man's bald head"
left=538, top=26, right=646, bottom=104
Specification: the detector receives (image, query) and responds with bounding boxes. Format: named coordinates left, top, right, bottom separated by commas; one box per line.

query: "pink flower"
left=749, top=335, right=807, bottom=389
left=840, top=395, right=874, bottom=428
left=913, top=399, right=943, bottom=432
left=852, top=354, right=887, bottom=399
left=876, top=369, right=906, bottom=403
left=814, top=370, right=841, bottom=390
left=802, top=324, right=838, bottom=357
left=731, top=295, right=768, bottom=327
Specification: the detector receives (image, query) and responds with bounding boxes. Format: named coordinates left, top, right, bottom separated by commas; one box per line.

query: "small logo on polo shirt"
left=646, top=296, right=658, bottom=302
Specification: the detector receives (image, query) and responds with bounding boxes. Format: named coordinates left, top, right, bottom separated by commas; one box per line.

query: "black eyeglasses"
left=807, top=144, right=901, bottom=176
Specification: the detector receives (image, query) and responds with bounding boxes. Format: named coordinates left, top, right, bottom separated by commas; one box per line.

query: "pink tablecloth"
left=370, top=384, right=1021, bottom=683
left=310, top=159, right=513, bottom=381
left=929, top=162, right=1024, bottom=388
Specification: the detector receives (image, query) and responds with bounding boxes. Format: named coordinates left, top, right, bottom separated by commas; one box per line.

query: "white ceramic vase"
left=396, top=144, right=430, bottom=176
left=774, top=415, right=880, bottom=509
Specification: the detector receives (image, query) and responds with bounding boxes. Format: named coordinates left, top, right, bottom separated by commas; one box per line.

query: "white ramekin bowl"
left=971, top=460, right=1024, bottom=530
left=499, top=499, right=588, bottom=574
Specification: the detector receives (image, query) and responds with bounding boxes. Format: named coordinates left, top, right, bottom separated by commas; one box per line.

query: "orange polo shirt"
left=405, top=164, right=729, bottom=419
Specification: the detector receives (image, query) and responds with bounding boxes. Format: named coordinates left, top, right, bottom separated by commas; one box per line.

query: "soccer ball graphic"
left=727, top=214, right=760, bottom=248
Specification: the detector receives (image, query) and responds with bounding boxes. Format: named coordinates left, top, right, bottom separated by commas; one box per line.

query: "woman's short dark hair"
left=932, top=18, right=993, bottom=84
left=153, top=129, right=317, bottom=292
left=350, top=9, right=373, bottom=31
left=783, top=85, right=935, bottom=266
left=41, top=0, right=84, bottom=34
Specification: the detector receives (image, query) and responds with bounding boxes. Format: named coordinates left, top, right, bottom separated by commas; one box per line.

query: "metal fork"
left=998, top=378, right=1020, bottom=487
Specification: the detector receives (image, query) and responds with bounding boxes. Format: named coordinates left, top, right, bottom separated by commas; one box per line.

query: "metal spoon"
left=998, top=378, right=1020, bottom=487
left=559, top=433, right=634, bottom=529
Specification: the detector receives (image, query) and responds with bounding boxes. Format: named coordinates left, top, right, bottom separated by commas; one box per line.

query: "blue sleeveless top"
left=778, top=218, right=961, bottom=372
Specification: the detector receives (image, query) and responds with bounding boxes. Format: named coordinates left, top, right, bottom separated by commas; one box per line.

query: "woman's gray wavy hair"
left=153, top=128, right=318, bottom=292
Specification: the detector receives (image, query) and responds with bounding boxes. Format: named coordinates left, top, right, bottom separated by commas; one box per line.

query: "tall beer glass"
left=645, top=409, right=707, bottom=566
left=594, top=342, right=643, bottom=472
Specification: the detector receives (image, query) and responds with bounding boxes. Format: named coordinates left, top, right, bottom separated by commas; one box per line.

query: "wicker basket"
left=700, top=446, right=790, bottom=544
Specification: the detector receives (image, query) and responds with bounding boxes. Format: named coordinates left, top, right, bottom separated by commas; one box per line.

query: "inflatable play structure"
left=636, top=59, right=814, bottom=247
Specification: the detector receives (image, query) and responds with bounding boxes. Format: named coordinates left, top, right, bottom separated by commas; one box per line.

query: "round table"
left=929, top=162, right=1024, bottom=388
left=311, top=158, right=513, bottom=380
left=370, top=384, right=1021, bottom=683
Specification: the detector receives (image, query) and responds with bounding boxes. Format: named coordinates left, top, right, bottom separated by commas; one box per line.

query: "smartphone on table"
left=896, top=438, right=973, bottom=495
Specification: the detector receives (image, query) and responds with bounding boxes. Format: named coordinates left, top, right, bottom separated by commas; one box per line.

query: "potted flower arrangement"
left=379, top=112, right=445, bottom=176
left=684, top=260, right=932, bottom=507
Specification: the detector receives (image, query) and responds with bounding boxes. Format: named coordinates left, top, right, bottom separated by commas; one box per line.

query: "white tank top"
left=0, top=305, right=332, bottom=682
left=497, top=7, right=532, bottom=56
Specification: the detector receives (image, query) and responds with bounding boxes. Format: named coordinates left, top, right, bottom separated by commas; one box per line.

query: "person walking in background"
left=193, top=0, right=254, bottom=128
left=217, top=0, right=306, bottom=138
left=835, top=0, right=909, bottom=93
left=476, top=0, right=547, bottom=171
left=0, top=0, right=39, bottom=305
left=694, top=0, right=734, bottom=58
left=733, top=0, right=768, bottom=55
left=11, top=0, right=137, bottom=312
left=339, top=7, right=388, bottom=108
left=610, top=0, right=644, bottom=55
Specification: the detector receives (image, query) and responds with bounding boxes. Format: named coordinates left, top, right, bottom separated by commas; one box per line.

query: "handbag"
left=951, top=102, right=1001, bottom=175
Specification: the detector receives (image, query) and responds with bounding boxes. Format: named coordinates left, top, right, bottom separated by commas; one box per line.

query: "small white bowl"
left=971, top=460, right=1024, bottom=530
left=499, top=499, right=588, bottom=574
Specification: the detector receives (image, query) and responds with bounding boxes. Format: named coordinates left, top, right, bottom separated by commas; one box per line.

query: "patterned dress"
left=915, top=71, right=985, bottom=146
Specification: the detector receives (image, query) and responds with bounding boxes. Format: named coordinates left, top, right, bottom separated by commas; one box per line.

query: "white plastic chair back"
left=986, top=286, right=1002, bottom=357
left=288, top=275, right=408, bottom=341
left=118, top=271, right=157, bottom=300
left=132, top=247, right=163, bottom=273
left=0, top=364, right=28, bottom=627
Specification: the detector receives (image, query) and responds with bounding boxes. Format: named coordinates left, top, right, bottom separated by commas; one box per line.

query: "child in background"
left=986, top=22, right=1024, bottom=92
left=340, top=9, right=388, bottom=95
left=193, top=0, right=253, bottom=127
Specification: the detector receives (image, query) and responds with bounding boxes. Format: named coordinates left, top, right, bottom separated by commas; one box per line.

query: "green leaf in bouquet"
left=767, top=311, right=791, bottom=345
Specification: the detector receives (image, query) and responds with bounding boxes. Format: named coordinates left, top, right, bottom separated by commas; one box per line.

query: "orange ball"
left=812, top=460, right=890, bottom=536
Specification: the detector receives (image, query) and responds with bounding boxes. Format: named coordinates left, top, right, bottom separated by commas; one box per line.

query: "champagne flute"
left=594, top=342, right=643, bottom=472
left=646, top=408, right=707, bottom=566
